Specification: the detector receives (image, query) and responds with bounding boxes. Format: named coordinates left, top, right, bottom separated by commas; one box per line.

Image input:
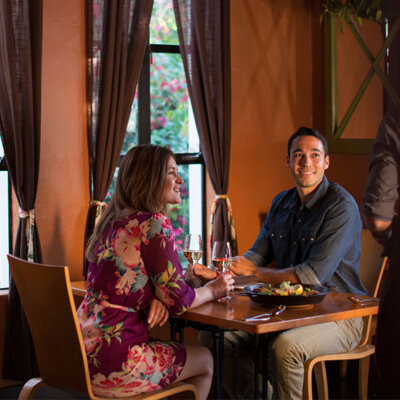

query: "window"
left=0, top=139, right=10, bottom=289
left=106, top=0, right=205, bottom=265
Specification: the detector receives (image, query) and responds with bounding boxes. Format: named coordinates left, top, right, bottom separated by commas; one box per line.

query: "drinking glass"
left=183, top=234, right=203, bottom=265
left=211, top=241, right=232, bottom=300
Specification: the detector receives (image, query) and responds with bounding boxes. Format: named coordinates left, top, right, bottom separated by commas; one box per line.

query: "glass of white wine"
left=211, top=241, right=232, bottom=300
left=183, top=234, right=203, bottom=266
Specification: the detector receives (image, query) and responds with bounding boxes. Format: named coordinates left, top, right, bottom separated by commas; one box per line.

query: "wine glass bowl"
left=183, top=234, right=203, bottom=265
left=211, top=241, right=232, bottom=276
left=211, top=241, right=232, bottom=300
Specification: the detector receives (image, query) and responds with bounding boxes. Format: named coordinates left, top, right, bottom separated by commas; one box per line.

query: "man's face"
left=286, top=135, right=330, bottom=196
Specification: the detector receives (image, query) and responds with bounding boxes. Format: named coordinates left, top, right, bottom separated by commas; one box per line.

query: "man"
left=362, top=106, right=400, bottom=399
left=195, top=127, right=367, bottom=399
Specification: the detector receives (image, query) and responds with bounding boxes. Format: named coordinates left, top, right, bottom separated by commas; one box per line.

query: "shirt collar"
left=284, top=175, right=329, bottom=212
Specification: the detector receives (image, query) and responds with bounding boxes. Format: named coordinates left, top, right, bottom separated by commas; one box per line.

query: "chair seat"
left=19, top=375, right=198, bottom=400
left=306, top=344, right=375, bottom=365
left=8, top=255, right=198, bottom=400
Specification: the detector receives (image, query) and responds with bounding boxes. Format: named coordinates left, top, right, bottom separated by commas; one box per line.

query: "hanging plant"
left=321, top=0, right=384, bottom=31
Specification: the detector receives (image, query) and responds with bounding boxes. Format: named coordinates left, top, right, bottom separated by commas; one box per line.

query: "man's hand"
left=230, top=256, right=257, bottom=276
left=192, top=263, right=217, bottom=280
left=362, top=214, right=392, bottom=245
left=147, top=299, right=169, bottom=328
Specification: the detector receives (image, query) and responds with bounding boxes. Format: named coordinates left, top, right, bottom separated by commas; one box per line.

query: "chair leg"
left=303, top=359, right=315, bottom=400
left=314, top=361, right=329, bottom=400
left=340, top=360, right=348, bottom=378
left=18, top=378, right=45, bottom=400
left=359, top=357, right=371, bottom=400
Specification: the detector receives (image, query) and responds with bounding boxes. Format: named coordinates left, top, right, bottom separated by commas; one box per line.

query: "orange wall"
left=31, top=0, right=381, bottom=276
left=35, top=0, right=89, bottom=280
left=229, top=0, right=376, bottom=253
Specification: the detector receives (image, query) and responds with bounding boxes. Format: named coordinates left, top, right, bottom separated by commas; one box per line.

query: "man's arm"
left=362, top=108, right=400, bottom=247
left=231, top=256, right=300, bottom=283
left=362, top=215, right=392, bottom=244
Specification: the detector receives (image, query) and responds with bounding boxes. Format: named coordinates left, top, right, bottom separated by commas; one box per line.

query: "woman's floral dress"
left=77, top=212, right=196, bottom=398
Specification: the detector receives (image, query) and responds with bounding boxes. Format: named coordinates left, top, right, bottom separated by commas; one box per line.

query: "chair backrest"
left=358, top=230, right=388, bottom=346
left=8, top=255, right=95, bottom=399
left=360, top=229, right=387, bottom=297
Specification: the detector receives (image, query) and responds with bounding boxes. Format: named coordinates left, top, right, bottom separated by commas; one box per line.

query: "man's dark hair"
left=287, top=127, right=328, bottom=157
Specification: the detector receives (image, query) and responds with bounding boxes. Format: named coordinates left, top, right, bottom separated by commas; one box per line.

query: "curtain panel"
left=84, top=0, right=153, bottom=274
left=0, top=0, right=42, bottom=380
left=173, top=0, right=237, bottom=254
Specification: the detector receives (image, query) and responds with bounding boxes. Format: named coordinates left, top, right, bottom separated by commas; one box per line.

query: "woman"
left=77, top=144, right=233, bottom=399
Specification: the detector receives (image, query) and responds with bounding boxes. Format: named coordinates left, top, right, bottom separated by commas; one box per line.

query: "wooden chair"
left=302, top=229, right=388, bottom=400
left=8, top=255, right=198, bottom=400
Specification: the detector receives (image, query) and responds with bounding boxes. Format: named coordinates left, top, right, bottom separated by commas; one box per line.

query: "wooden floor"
left=0, top=360, right=379, bottom=400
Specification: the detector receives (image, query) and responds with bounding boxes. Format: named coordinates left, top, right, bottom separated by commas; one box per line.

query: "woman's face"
left=160, top=156, right=183, bottom=206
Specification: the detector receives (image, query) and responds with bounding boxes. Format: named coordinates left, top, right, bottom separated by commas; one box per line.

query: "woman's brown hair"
left=87, top=144, right=174, bottom=261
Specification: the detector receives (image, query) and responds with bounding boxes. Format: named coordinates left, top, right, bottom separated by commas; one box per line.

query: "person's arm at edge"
left=231, top=255, right=300, bottom=284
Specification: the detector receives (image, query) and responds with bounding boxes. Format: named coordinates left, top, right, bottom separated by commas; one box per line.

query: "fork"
left=242, top=304, right=286, bottom=322
left=348, top=296, right=378, bottom=305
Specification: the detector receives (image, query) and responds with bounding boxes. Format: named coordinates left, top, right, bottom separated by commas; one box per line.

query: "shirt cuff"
left=295, top=263, right=321, bottom=285
left=243, top=250, right=263, bottom=266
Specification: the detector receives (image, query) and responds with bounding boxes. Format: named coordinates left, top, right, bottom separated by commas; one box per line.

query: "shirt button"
left=310, top=237, right=314, bottom=241
left=279, top=234, right=283, bottom=239
left=271, top=233, right=275, bottom=237
left=293, top=241, right=297, bottom=245
left=297, top=218, right=301, bottom=223
left=302, top=237, right=306, bottom=242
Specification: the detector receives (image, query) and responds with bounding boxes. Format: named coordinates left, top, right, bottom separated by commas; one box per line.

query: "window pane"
left=150, top=0, right=178, bottom=45
left=105, top=164, right=203, bottom=267
left=169, top=164, right=204, bottom=266
left=0, top=141, right=9, bottom=289
left=150, top=53, right=199, bottom=153
left=122, top=93, right=139, bottom=154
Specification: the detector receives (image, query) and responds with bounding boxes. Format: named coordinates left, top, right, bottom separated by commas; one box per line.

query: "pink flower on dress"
left=112, top=219, right=141, bottom=266
left=81, top=317, right=102, bottom=354
left=152, top=343, right=174, bottom=372
left=99, top=375, right=124, bottom=389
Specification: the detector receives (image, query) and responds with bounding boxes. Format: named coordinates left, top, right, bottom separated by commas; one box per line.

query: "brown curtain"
left=84, top=0, right=153, bottom=274
left=173, top=0, right=237, bottom=255
left=0, top=0, right=42, bottom=380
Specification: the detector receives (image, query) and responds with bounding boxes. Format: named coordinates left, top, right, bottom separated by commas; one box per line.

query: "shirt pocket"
left=269, top=228, right=288, bottom=255
left=297, top=229, right=316, bottom=252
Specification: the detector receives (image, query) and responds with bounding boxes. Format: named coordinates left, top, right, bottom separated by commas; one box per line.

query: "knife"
left=242, top=304, right=286, bottom=322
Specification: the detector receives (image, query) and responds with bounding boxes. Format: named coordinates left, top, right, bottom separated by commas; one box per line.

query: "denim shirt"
left=244, top=176, right=367, bottom=295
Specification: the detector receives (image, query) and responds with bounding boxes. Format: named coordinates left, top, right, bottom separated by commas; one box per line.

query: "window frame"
left=120, top=41, right=208, bottom=258
left=0, top=152, right=12, bottom=289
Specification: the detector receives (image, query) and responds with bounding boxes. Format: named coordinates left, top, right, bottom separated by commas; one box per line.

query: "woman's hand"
left=204, top=272, right=234, bottom=300
left=147, top=298, right=169, bottom=328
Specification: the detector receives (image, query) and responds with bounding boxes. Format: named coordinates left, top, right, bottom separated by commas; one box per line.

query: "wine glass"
left=211, top=241, right=232, bottom=300
left=183, top=234, right=203, bottom=266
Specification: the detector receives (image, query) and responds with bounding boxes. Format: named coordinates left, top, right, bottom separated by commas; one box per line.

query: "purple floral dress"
left=77, top=212, right=195, bottom=398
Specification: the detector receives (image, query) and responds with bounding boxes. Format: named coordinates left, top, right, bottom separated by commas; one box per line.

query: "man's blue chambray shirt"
left=243, top=176, right=368, bottom=295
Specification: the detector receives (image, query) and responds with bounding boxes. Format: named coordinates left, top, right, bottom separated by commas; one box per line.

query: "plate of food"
left=241, top=281, right=331, bottom=306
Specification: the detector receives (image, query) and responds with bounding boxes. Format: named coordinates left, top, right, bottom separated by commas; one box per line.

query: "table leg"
left=262, top=334, right=268, bottom=400
left=212, top=327, right=224, bottom=400
left=255, top=333, right=269, bottom=400
left=254, top=334, right=260, bottom=399
left=169, top=318, right=184, bottom=342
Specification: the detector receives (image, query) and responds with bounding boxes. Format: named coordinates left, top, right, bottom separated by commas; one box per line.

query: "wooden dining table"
left=169, top=289, right=379, bottom=400
left=70, top=281, right=379, bottom=400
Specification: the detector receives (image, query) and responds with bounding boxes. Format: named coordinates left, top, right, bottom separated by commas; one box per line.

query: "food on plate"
left=252, top=281, right=320, bottom=296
